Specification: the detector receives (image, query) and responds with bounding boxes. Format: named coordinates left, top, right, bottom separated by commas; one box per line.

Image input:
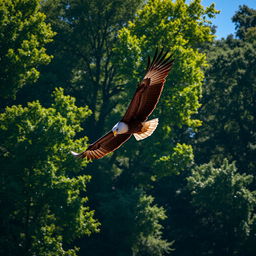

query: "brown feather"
left=151, top=48, right=164, bottom=68
left=75, top=131, right=132, bottom=160
left=135, top=83, right=164, bottom=121
left=122, top=49, right=174, bottom=123
left=121, top=85, right=144, bottom=122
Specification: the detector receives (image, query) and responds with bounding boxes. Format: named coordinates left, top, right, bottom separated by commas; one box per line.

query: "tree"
left=109, top=0, right=218, bottom=187
left=0, top=88, right=99, bottom=256
left=194, top=11, right=256, bottom=173
left=20, top=0, right=144, bottom=137
left=0, top=0, right=55, bottom=104
left=187, top=160, right=256, bottom=256
left=80, top=189, right=172, bottom=256
left=152, top=5, right=256, bottom=256
left=232, top=5, right=256, bottom=39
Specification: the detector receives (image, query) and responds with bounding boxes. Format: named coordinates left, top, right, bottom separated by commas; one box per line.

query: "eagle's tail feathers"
left=134, top=118, right=159, bottom=141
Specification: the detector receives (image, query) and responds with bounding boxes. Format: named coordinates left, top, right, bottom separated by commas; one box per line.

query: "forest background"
left=0, top=0, right=255, bottom=255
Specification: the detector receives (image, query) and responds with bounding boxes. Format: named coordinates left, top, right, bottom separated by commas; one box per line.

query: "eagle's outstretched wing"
left=72, top=49, right=173, bottom=160
left=72, top=131, right=131, bottom=160
left=122, top=49, right=174, bottom=123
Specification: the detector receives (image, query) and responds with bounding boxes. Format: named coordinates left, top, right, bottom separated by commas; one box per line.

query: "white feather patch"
left=134, top=118, right=159, bottom=141
left=71, top=151, right=80, bottom=156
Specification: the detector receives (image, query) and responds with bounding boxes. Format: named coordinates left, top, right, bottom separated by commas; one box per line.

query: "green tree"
left=23, top=0, right=144, bottom=136
left=154, top=5, right=256, bottom=256
left=187, top=160, right=256, bottom=256
left=0, top=0, right=55, bottom=104
left=194, top=9, right=256, bottom=173
left=82, top=189, right=172, bottom=256
left=152, top=168, right=198, bottom=256
left=232, top=5, right=256, bottom=39
left=0, top=88, right=99, bottom=256
left=108, top=0, right=218, bottom=187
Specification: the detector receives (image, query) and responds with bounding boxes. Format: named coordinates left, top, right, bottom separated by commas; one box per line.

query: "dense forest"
left=0, top=0, right=255, bottom=255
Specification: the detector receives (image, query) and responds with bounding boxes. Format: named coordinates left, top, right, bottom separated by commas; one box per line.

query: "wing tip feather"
left=148, top=49, right=174, bottom=73
left=71, top=151, right=84, bottom=159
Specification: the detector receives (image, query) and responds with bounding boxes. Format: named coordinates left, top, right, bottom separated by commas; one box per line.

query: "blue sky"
left=201, top=0, right=256, bottom=38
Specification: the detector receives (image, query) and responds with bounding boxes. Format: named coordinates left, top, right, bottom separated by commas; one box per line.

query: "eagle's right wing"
left=121, top=49, right=174, bottom=123
left=135, top=49, right=174, bottom=122
left=71, top=131, right=131, bottom=160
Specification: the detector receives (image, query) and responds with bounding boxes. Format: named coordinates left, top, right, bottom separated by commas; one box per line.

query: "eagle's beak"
left=113, top=130, right=117, bottom=137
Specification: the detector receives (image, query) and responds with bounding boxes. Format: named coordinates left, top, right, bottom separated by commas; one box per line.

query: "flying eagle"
left=71, top=49, right=174, bottom=160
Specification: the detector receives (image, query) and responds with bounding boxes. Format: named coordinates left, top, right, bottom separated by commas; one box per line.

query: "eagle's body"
left=71, top=49, right=174, bottom=160
left=116, top=120, right=142, bottom=134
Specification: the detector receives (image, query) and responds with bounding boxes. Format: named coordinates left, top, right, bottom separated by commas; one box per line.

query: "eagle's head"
left=112, top=122, right=129, bottom=136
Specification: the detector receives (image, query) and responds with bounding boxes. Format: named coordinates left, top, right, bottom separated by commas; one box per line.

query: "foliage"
left=0, top=89, right=99, bottom=255
left=0, top=0, right=55, bottom=103
left=232, top=5, right=256, bottom=39
left=25, top=0, right=145, bottom=135
left=187, top=160, right=256, bottom=255
left=194, top=26, right=256, bottom=173
left=75, top=1, right=218, bottom=255
left=33, top=0, right=217, bottom=254
left=154, top=143, right=194, bottom=178
left=158, top=5, right=256, bottom=256
left=107, top=0, right=218, bottom=188
left=96, top=189, right=172, bottom=256
left=75, top=1, right=217, bottom=254
left=1, top=0, right=256, bottom=256
left=115, top=0, right=218, bottom=128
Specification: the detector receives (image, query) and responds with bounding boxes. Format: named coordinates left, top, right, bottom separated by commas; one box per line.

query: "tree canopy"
left=187, top=160, right=256, bottom=255
left=194, top=5, right=256, bottom=174
left=0, top=89, right=99, bottom=255
left=0, top=1, right=255, bottom=255
left=0, top=0, right=55, bottom=103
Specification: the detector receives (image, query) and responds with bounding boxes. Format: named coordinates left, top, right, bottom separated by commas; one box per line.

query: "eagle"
left=71, top=49, right=174, bottom=160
